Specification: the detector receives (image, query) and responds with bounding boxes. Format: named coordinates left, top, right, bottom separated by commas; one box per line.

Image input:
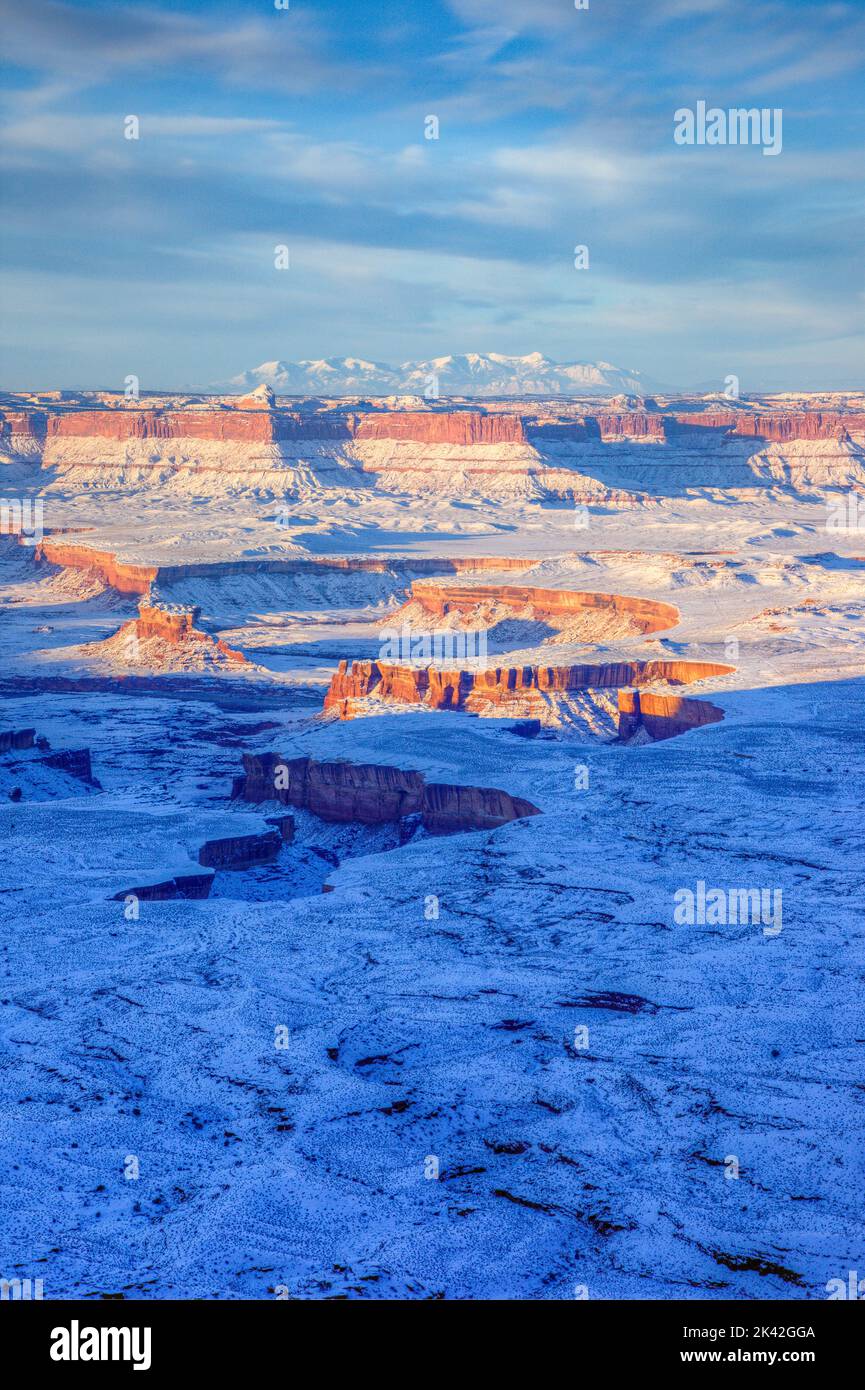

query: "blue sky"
left=1, top=0, right=862, bottom=390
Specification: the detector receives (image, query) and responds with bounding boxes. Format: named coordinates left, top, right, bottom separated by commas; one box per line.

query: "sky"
left=0, top=0, right=862, bottom=391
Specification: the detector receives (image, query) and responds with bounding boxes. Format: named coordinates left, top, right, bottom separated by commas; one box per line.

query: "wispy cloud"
left=0, top=0, right=862, bottom=389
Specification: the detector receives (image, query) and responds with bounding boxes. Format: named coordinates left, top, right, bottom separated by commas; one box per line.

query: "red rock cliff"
left=47, top=408, right=280, bottom=442
left=671, top=412, right=865, bottom=441
left=110, top=603, right=248, bottom=662
left=136, top=605, right=200, bottom=642
left=323, top=657, right=735, bottom=715
left=617, top=689, right=724, bottom=741
left=27, top=402, right=865, bottom=450
left=593, top=412, right=668, bottom=441
left=0, top=409, right=47, bottom=440
left=32, top=541, right=547, bottom=599
left=403, top=583, right=680, bottom=634
left=35, top=539, right=158, bottom=595
left=43, top=407, right=526, bottom=446
left=234, top=752, right=540, bottom=834
left=353, top=411, right=528, bottom=444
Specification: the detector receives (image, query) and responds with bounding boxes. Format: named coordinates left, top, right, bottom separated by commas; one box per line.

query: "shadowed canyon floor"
left=1, top=393, right=863, bottom=1299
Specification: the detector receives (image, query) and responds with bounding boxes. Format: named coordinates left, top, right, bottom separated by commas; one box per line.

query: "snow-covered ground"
left=1, top=430, right=863, bottom=1300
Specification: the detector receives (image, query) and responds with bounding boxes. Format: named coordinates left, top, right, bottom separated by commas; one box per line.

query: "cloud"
left=0, top=0, right=354, bottom=95
left=0, top=0, right=861, bottom=388
left=1, top=114, right=284, bottom=155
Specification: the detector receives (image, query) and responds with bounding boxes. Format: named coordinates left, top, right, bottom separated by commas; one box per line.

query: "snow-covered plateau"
left=0, top=392, right=863, bottom=1300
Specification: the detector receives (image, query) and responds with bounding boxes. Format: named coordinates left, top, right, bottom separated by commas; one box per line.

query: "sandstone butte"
left=323, top=656, right=735, bottom=718
left=232, top=752, right=541, bottom=835
left=120, top=604, right=248, bottom=662
left=3, top=404, right=864, bottom=450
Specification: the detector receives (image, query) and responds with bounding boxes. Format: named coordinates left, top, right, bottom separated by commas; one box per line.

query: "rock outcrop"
left=617, top=689, right=724, bottom=741
left=264, top=814, right=296, bottom=842
left=111, top=871, right=214, bottom=902
left=34, top=539, right=158, bottom=595
left=232, top=753, right=540, bottom=834
left=38, top=405, right=355, bottom=445
left=198, top=829, right=284, bottom=869
left=98, top=602, right=248, bottom=665
left=135, top=605, right=202, bottom=642
left=32, top=540, right=543, bottom=599
left=235, top=384, right=276, bottom=410
left=0, top=408, right=47, bottom=456
left=402, top=582, right=679, bottom=634
left=354, top=412, right=527, bottom=445
left=592, top=412, right=668, bottom=441
left=9, top=402, right=863, bottom=468
left=323, top=657, right=735, bottom=717
left=0, top=728, right=35, bottom=753
left=668, top=411, right=865, bottom=442
left=40, top=748, right=97, bottom=784
left=46, top=408, right=282, bottom=443
left=420, top=782, right=539, bottom=835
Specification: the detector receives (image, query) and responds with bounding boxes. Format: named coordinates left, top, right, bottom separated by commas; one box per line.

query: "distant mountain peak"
left=227, top=353, right=650, bottom=397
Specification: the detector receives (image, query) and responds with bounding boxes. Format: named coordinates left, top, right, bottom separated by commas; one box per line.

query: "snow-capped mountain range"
left=228, top=353, right=649, bottom=398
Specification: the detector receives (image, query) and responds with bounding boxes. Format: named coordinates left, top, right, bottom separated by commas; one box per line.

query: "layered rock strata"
left=32, top=541, right=542, bottom=598
left=323, top=658, right=735, bottom=717
left=41, top=748, right=97, bottom=784
left=232, top=753, right=540, bottom=834
left=197, top=830, right=284, bottom=869
left=673, top=411, right=865, bottom=442
left=34, top=540, right=158, bottom=596
left=105, top=603, right=248, bottom=663
left=135, top=605, right=201, bottom=642
left=401, top=583, right=679, bottom=634
left=617, top=690, right=725, bottom=741
left=6, top=403, right=864, bottom=452
left=111, top=872, right=214, bottom=902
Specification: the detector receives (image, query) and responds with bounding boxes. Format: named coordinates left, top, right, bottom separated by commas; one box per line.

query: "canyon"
left=2, top=387, right=863, bottom=1303
left=4, top=393, right=862, bottom=508
left=3, top=397, right=862, bottom=522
